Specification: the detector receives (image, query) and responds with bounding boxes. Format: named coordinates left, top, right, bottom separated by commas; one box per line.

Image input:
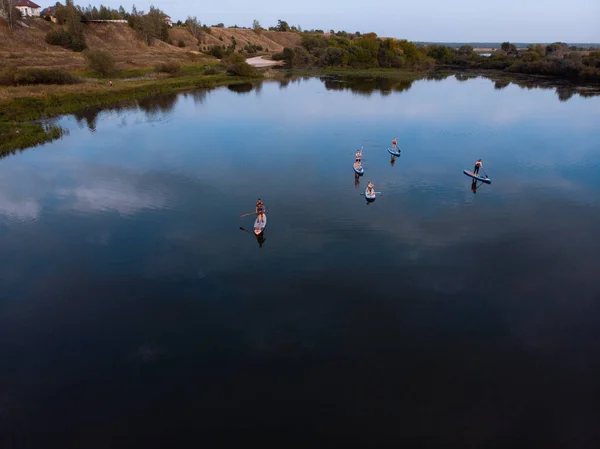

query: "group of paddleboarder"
left=242, top=137, right=489, bottom=243
left=354, top=148, right=363, bottom=173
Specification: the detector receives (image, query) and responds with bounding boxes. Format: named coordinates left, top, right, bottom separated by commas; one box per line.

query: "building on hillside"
left=14, top=0, right=41, bottom=17
left=40, top=5, right=56, bottom=22
left=165, top=16, right=172, bottom=27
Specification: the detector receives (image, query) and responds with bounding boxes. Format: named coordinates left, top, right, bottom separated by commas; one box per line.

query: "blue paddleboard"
left=464, top=170, right=491, bottom=184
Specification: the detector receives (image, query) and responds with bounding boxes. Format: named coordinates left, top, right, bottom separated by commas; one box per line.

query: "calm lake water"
left=2, top=75, right=600, bottom=448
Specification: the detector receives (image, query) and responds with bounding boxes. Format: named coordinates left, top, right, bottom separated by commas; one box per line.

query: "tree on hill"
left=275, top=19, right=290, bottom=32
left=186, top=16, right=201, bottom=39
left=1, top=0, right=22, bottom=31
left=55, top=0, right=84, bottom=37
left=252, top=19, right=262, bottom=34
left=84, top=49, right=116, bottom=76
left=128, top=5, right=169, bottom=45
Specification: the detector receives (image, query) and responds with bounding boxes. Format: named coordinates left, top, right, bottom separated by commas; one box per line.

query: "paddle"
left=361, top=191, right=383, bottom=195
left=482, top=168, right=489, bottom=178
left=239, top=212, right=255, bottom=219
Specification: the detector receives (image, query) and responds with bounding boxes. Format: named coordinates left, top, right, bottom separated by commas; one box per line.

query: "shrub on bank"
left=203, top=66, right=219, bottom=75
left=155, top=61, right=183, bottom=75
left=0, top=68, right=77, bottom=86
left=226, top=62, right=260, bottom=77
left=45, top=30, right=87, bottom=52
left=222, top=53, right=259, bottom=76
left=84, top=50, right=116, bottom=76
left=243, top=43, right=264, bottom=54
left=208, top=45, right=225, bottom=59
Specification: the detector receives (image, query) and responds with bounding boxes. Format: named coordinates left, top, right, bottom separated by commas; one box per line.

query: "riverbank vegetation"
left=273, top=32, right=435, bottom=71
left=0, top=122, right=66, bottom=157
left=0, top=68, right=260, bottom=154
left=267, top=33, right=600, bottom=83
left=425, top=42, right=600, bottom=83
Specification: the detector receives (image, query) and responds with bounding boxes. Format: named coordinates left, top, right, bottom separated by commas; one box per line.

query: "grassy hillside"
left=0, top=18, right=299, bottom=154
left=0, top=18, right=300, bottom=71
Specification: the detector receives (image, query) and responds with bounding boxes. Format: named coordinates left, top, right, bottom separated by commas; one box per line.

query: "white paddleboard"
left=254, top=214, right=267, bottom=235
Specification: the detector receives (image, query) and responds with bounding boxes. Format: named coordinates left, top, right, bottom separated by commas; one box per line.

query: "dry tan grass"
left=198, top=28, right=301, bottom=53
left=0, top=79, right=106, bottom=102
left=0, top=20, right=300, bottom=73
left=0, top=20, right=212, bottom=71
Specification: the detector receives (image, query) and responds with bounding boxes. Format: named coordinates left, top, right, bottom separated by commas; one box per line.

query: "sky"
left=94, top=0, right=599, bottom=43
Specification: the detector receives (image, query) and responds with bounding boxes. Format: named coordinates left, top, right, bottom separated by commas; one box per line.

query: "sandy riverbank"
left=246, top=56, right=284, bottom=68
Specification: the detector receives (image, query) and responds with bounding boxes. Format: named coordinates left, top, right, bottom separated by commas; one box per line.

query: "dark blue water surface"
left=2, top=75, right=600, bottom=448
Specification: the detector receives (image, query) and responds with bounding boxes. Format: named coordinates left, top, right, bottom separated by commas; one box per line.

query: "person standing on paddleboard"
left=256, top=199, right=266, bottom=218
left=392, top=137, right=397, bottom=150
left=474, top=159, right=483, bottom=176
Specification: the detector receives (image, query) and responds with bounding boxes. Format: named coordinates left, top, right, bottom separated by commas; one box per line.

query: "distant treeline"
left=42, top=2, right=173, bottom=50
left=270, top=35, right=600, bottom=82
left=416, top=42, right=600, bottom=50
left=425, top=42, right=600, bottom=82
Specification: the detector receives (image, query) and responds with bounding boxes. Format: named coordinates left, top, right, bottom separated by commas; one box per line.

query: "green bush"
left=69, top=35, right=87, bottom=52
left=46, top=29, right=72, bottom=47
left=155, top=61, right=183, bottom=75
left=226, top=61, right=260, bottom=77
left=243, top=43, right=264, bottom=54
left=45, top=30, right=87, bottom=52
left=203, top=66, right=219, bottom=75
left=84, top=50, right=116, bottom=76
left=209, top=46, right=225, bottom=59
left=223, top=53, right=246, bottom=65
left=0, top=69, right=16, bottom=86
left=0, top=68, right=77, bottom=86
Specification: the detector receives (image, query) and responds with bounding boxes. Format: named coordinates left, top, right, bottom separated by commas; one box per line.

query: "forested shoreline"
left=271, top=33, right=600, bottom=83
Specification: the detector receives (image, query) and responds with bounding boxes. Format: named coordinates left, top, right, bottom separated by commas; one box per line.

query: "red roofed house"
left=14, top=0, right=41, bottom=17
left=40, top=5, right=57, bottom=22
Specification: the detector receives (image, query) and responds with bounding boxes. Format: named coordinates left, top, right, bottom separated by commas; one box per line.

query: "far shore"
left=2, top=62, right=599, bottom=156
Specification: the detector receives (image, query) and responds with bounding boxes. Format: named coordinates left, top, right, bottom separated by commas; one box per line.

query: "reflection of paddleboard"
left=254, top=214, right=267, bottom=235
left=354, top=163, right=364, bottom=175
left=463, top=170, right=491, bottom=184
left=365, top=188, right=376, bottom=201
left=388, top=148, right=401, bottom=156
